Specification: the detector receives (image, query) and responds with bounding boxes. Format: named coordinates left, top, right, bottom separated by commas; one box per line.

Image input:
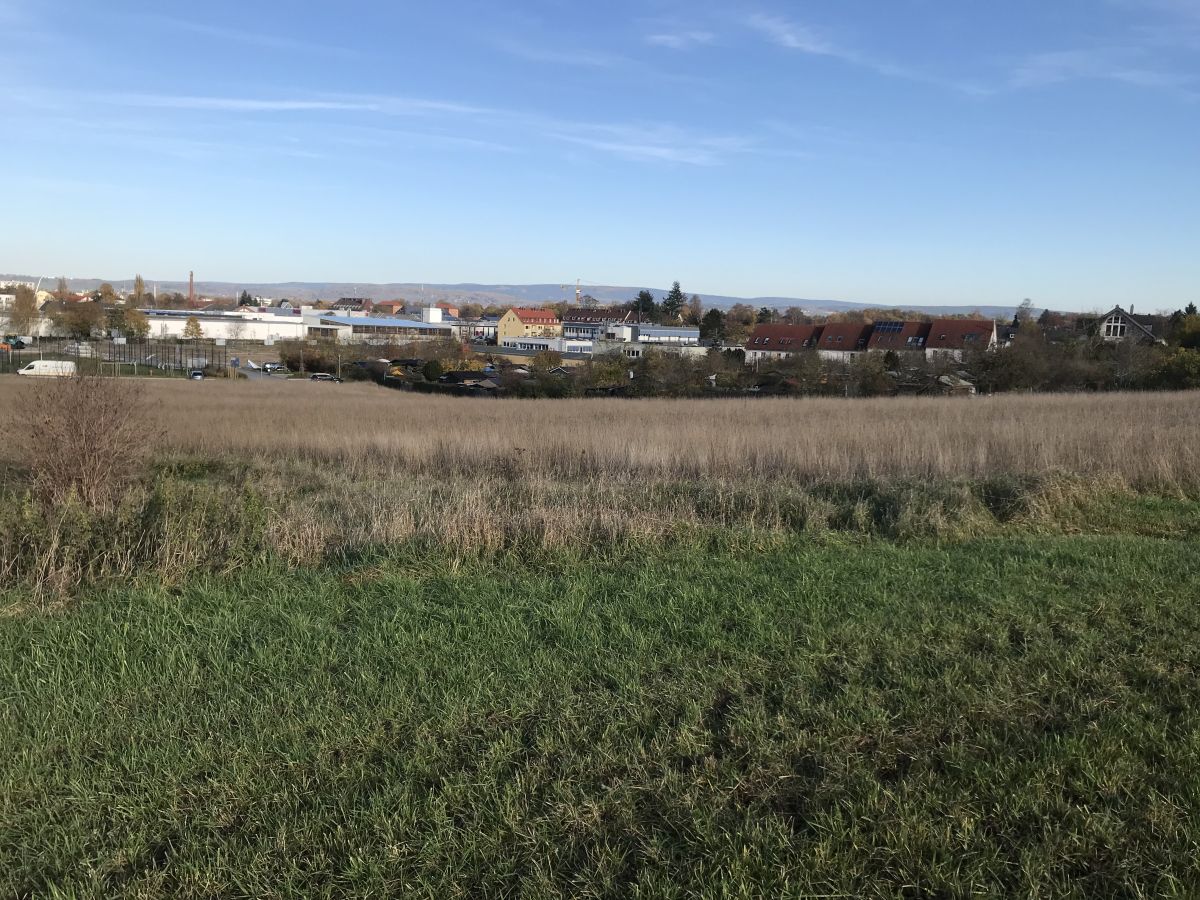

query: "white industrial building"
left=605, top=324, right=701, bottom=346
left=308, top=313, right=455, bottom=343
left=499, top=323, right=705, bottom=360
left=141, top=307, right=317, bottom=342
left=500, top=336, right=594, bottom=356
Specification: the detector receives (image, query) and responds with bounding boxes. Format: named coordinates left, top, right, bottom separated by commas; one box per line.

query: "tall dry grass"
left=1, top=378, right=1193, bottom=488
left=1, top=379, right=1197, bottom=600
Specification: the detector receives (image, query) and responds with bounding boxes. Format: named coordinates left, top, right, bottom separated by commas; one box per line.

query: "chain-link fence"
left=0, top=338, right=229, bottom=376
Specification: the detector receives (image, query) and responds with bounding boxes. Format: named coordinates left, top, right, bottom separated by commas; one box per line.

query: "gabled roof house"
left=816, top=323, right=873, bottom=359
left=1095, top=307, right=1167, bottom=345
left=925, top=319, right=997, bottom=358
left=867, top=321, right=932, bottom=353
left=744, top=324, right=824, bottom=361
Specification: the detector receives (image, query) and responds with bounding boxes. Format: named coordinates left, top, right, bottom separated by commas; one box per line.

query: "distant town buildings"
left=0, top=284, right=1176, bottom=380
left=746, top=319, right=999, bottom=364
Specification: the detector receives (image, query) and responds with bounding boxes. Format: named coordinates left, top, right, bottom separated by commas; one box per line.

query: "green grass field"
left=4, top=530, right=1200, bottom=898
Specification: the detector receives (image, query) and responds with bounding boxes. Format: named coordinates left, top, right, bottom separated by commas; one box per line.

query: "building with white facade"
left=140, top=307, right=318, bottom=342
left=308, top=314, right=455, bottom=343
left=499, top=336, right=593, bottom=356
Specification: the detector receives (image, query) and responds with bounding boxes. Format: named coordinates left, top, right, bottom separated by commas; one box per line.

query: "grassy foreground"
left=4, top=532, right=1200, bottom=897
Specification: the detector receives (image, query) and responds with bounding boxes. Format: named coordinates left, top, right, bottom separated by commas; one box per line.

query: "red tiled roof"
left=866, top=321, right=932, bottom=351
left=511, top=307, right=560, bottom=324
left=743, top=323, right=823, bottom=352
left=817, top=323, right=872, bottom=351
left=925, top=319, right=995, bottom=351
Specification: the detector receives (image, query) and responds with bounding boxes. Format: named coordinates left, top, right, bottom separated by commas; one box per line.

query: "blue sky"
left=1, top=0, right=1197, bottom=310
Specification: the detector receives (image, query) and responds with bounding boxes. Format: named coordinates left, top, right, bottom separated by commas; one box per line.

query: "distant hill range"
left=1, top=274, right=1020, bottom=319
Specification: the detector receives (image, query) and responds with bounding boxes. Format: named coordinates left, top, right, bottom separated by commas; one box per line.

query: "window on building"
left=1103, top=315, right=1126, bottom=339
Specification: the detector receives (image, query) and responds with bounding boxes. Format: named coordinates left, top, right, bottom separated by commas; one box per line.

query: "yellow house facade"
left=497, top=308, right=563, bottom=342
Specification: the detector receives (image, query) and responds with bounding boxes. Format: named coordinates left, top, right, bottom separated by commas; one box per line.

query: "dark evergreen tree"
left=633, top=289, right=659, bottom=322
left=700, top=308, right=726, bottom=342
left=660, top=281, right=686, bottom=322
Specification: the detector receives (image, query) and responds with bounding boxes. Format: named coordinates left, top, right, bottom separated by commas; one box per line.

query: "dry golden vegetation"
left=1, top=378, right=1198, bottom=598
left=2, top=378, right=1195, bottom=485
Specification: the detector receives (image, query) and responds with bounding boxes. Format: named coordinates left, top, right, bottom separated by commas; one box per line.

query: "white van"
left=17, top=360, right=77, bottom=377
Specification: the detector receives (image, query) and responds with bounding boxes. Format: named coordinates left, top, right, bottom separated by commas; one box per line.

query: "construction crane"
left=559, top=278, right=605, bottom=308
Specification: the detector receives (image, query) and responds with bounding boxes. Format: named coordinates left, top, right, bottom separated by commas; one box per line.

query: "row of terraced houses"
left=743, top=319, right=999, bottom=364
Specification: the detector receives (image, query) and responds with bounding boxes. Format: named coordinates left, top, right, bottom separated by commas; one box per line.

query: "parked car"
left=309, top=373, right=343, bottom=383
left=189, top=370, right=205, bottom=381
left=262, top=363, right=288, bottom=375
left=17, top=360, right=77, bottom=377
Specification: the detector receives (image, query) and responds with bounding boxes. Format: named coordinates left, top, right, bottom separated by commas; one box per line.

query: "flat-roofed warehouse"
left=309, top=315, right=455, bottom=343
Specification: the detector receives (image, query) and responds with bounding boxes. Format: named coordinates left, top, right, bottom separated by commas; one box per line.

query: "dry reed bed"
left=2, top=378, right=1195, bottom=488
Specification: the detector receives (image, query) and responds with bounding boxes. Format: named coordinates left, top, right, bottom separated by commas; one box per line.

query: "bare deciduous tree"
left=8, top=285, right=39, bottom=334
left=17, top=376, right=159, bottom=510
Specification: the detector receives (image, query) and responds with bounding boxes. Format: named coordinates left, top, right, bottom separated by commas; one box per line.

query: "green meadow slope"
left=4, top=529, right=1200, bottom=898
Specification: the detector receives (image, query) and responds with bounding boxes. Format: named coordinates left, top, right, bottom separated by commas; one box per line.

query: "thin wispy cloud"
left=325, top=124, right=518, bottom=155
left=86, top=92, right=496, bottom=118
left=547, top=133, right=732, bottom=165
left=1010, top=48, right=1193, bottom=90
left=745, top=13, right=835, bottom=56
left=143, top=15, right=355, bottom=57
left=541, top=121, right=751, bottom=166
left=493, top=37, right=626, bottom=68
left=1111, top=0, right=1200, bottom=51
left=1109, top=0, right=1200, bottom=18
left=363, top=96, right=496, bottom=117
left=743, top=11, right=987, bottom=95
left=645, top=30, right=715, bottom=50
left=99, top=94, right=380, bottom=113
left=1006, top=0, right=1200, bottom=98
left=17, top=85, right=755, bottom=166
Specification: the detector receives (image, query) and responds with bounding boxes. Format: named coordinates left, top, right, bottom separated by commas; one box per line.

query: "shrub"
left=16, top=376, right=159, bottom=510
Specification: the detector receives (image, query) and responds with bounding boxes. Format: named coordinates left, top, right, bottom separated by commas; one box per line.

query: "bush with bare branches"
left=16, top=376, right=158, bottom=509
